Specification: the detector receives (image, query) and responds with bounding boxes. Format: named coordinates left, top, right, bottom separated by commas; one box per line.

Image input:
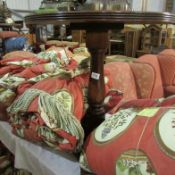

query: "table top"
left=25, top=11, right=175, bottom=26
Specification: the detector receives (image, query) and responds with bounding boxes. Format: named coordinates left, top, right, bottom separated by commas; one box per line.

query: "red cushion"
left=82, top=98, right=175, bottom=175
left=105, top=62, right=137, bottom=100
left=130, top=61, right=155, bottom=99
left=136, top=54, right=164, bottom=98
left=0, top=31, right=19, bottom=39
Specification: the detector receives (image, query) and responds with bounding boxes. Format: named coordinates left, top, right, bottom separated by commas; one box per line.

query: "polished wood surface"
left=25, top=11, right=175, bottom=137
left=25, top=11, right=175, bottom=25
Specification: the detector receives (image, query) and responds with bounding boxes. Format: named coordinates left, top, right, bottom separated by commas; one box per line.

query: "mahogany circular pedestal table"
left=25, top=11, right=175, bottom=136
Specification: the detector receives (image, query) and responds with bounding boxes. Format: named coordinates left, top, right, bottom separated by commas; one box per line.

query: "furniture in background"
left=136, top=24, right=172, bottom=57
left=166, top=0, right=174, bottom=13
left=141, top=25, right=167, bottom=52
left=25, top=11, right=175, bottom=137
left=0, top=11, right=172, bottom=175
left=124, top=29, right=140, bottom=57
left=72, top=30, right=86, bottom=43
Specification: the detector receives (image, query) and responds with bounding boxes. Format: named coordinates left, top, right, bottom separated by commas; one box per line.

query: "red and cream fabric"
left=159, top=49, right=175, bottom=57
left=81, top=97, right=175, bottom=175
left=136, top=54, right=164, bottom=99
left=105, top=62, right=137, bottom=101
left=0, top=45, right=92, bottom=152
left=3, top=51, right=36, bottom=59
left=158, top=49, right=175, bottom=96
left=130, top=61, right=155, bottom=99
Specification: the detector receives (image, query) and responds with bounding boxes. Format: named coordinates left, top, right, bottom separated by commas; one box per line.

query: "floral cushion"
left=105, top=62, right=137, bottom=100
left=130, top=61, right=155, bottom=99
left=136, top=54, right=164, bottom=98
left=81, top=97, right=175, bottom=175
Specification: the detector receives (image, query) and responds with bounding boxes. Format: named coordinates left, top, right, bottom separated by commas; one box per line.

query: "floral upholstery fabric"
left=2, top=47, right=175, bottom=173
left=158, top=49, right=175, bottom=96
left=130, top=62, right=155, bottom=99
left=159, top=49, right=175, bottom=57
left=0, top=45, right=93, bottom=152
left=105, top=62, right=137, bottom=100
left=158, top=54, right=175, bottom=86
left=136, top=54, right=164, bottom=98
left=0, top=57, right=48, bottom=76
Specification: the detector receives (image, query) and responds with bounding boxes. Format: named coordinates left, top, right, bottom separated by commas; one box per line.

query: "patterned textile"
left=0, top=57, right=48, bottom=76
left=37, top=47, right=72, bottom=67
left=80, top=96, right=175, bottom=175
left=105, top=62, right=137, bottom=100
left=8, top=88, right=85, bottom=152
left=159, top=94, right=175, bottom=107
left=6, top=62, right=112, bottom=152
left=159, top=49, right=175, bottom=57
left=73, top=47, right=91, bottom=59
left=0, top=88, right=16, bottom=108
left=136, top=54, right=164, bottom=98
left=0, top=47, right=88, bottom=96
left=130, top=61, right=155, bottom=99
left=158, top=49, right=175, bottom=96
left=0, top=57, right=50, bottom=115
left=104, top=57, right=165, bottom=113
left=104, top=89, right=123, bottom=113
left=158, top=54, right=175, bottom=86
left=0, top=45, right=94, bottom=152
left=3, top=51, right=36, bottom=59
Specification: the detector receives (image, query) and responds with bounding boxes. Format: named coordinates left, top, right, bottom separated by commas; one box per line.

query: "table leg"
left=81, top=30, right=109, bottom=138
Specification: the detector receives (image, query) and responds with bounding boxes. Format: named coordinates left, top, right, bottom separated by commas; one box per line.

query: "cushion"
left=81, top=98, right=175, bottom=175
left=130, top=61, right=155, bottom=99
left=159, top=49, right=175, bottom=57
left=136, top=54, right=164, bottom=98
left=164, top=86, right=175, bottom=96
left=45, top=40, right=79, bottom=49
left=158, top=54, right=175, bottom=86
left=3, top=51, right=36, bottom=59
left=0, top=31, right=19, bottom=39
left=105, top=62, right=137, bottom=100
